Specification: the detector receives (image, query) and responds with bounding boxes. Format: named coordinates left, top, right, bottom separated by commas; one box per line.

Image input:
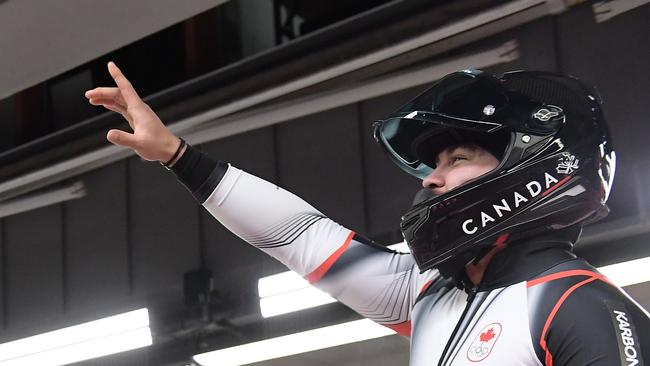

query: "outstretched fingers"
left=88, top=62, right=177, bottom=162
left=107, top=62, right=143, bottom=108
left=85, top=87, right=126, bottom=108
left=88, top=97, right=125, bottom=109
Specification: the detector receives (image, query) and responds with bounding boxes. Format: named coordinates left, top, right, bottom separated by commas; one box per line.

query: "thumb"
left=107, top=129, right=138, bottom=148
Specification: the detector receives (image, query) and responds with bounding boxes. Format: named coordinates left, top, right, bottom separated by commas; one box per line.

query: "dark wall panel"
left=128, top=157, right=201, bottom=312
left=557, top=2, right=650, bottom=221
left=276, top=104, right=366, bottom=231
left=3, top=205, right=62, bottom=338
left=65, top=161, right=130, bottom=316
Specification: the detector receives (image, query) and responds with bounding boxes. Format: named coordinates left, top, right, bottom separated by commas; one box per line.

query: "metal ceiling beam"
left=0, top=0, right=565, bottom=202
left=184, top=41, right=520, bottom=144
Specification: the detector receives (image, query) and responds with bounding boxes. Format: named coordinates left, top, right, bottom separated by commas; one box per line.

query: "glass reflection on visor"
left=374, top=70, right=508, bottom=179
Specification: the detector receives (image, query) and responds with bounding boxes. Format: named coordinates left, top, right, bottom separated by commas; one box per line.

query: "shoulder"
left=526, top=259, right=650, bottom=365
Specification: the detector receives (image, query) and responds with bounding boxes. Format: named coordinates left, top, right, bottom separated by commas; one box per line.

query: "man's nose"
left=422, top=169, right=445, bottom=192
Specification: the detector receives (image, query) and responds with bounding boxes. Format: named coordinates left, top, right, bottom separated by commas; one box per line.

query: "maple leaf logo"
left=467, top=323, right=502, bottom=362
left=479, top=328, right=496, bottom=343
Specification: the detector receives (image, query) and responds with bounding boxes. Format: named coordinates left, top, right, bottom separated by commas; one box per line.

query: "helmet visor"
left=373, top=71, right=512, bottom=179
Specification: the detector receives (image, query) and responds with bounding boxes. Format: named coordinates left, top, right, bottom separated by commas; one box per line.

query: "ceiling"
left=0, top=0, right=228, bottom=99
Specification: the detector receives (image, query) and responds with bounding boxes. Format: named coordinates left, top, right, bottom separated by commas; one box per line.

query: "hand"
left=84, top=62, right=182, bottom=163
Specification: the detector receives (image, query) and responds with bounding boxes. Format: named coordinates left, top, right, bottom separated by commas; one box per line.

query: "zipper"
left=437, top=286, right=478, bottom=366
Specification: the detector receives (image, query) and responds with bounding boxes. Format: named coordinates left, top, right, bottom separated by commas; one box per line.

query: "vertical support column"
left=238, top=0, right=276, bottom=57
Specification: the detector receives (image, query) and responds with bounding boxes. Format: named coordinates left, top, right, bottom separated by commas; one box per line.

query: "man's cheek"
left=460, top=165, right=487, bottom=181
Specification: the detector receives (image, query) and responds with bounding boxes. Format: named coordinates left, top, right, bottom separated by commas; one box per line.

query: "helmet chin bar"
left=401, top=136, right=608, bottom=273
left=429, top=224, right=584, bottom=291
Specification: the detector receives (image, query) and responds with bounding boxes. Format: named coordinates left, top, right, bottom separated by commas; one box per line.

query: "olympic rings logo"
left=469, top=345, right=489, bottom=357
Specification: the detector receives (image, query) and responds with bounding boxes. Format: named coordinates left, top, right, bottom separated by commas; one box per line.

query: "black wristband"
left=169, top=144, right=229, bottom=203
left=161, top=138, right=186, bottom=169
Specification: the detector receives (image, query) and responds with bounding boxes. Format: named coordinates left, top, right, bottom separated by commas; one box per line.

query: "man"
left=86, top=62, right=649, bottom=365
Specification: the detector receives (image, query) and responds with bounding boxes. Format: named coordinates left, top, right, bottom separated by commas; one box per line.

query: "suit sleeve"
left=170, top=145, right=439, bottom=335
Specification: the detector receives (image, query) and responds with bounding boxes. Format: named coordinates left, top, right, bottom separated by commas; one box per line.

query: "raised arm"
left=85, top=62, right=440, bottom=336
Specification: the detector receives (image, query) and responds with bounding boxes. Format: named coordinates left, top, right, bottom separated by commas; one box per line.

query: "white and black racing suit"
left=171, top=145, right=650, bottom=366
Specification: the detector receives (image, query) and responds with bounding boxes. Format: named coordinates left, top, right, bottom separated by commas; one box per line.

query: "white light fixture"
left=0, top=181, right=85, bottom=218
left=258, top=271, right=336, bottom=318
left=257, top=271, right=309, bottom=297
left=0, top=308, right=152, bottom=366
left=193, top=319, right=395, bottom=366
left=593, top=0, right=650, bottom=22
left=597, top=256, right=650, bottom=287
left=387, top=242, right=410, bottom=253
left=260, top=286, right=337, bottom=318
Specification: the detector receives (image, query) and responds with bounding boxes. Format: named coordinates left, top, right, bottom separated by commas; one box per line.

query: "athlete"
left=86, top=62, right=649, bottom=365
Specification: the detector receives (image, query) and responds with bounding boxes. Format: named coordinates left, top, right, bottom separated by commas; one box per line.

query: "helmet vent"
left=502, top=75, right=594, bottom=119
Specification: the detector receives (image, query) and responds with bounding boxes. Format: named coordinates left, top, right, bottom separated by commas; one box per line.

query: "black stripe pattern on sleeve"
left=241, top=213, right=325, bottom=249
left=356, top=269, right=413, bottom=324
left=322, top=237, right=417, bottom=324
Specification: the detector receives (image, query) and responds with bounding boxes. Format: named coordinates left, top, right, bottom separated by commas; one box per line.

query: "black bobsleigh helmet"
left=373, top=69, right=616, bottom=273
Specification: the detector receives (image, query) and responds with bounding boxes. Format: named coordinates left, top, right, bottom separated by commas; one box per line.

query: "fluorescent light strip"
left=0, top=308, right=152, bottom=366
left=258, top=271, right=337, bottom=318
left=260, top=286, right=337, bottom=318
left=193, top=319, right=395, bottom=366
left=0, top=327, right=152, bottom=366
left=597, top=256, right=650, bottom=287
left=387, top=242, right=410, bottom=253
left=258, top=271, right=309, bottom=298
